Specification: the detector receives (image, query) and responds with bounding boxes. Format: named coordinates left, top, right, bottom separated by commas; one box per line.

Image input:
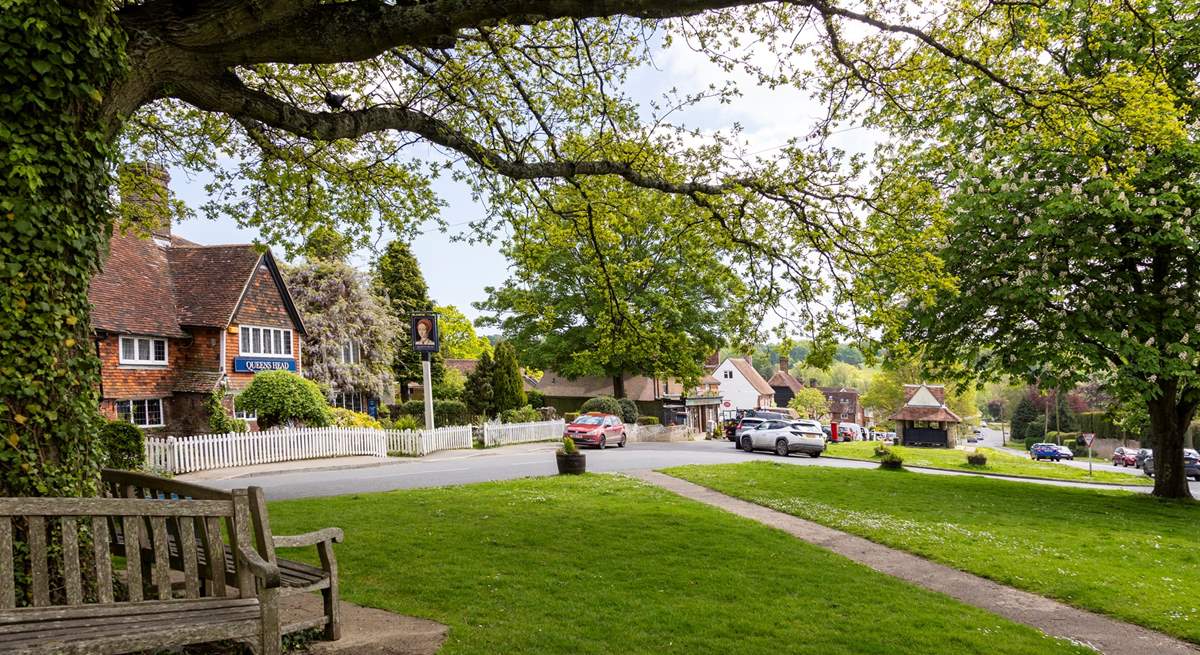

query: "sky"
left=167, top=31, right=876, bottom=324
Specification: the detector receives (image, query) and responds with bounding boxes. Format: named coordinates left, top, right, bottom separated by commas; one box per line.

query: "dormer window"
left=119, top=336, right=168, bottom=366
left=342, top=340, right=362, bottom=365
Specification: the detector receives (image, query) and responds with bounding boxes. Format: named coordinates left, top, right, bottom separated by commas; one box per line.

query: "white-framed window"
left=341, top=340, right=361, bottom=365
left=119, top=336, right=168, bottom=366
left=332, top=391, right=365, bottom=413
left=723, top=370, right=733, bottom=379
left=239, top=325, right=292, bottom=357
left=227, top=394, right=256, bottom=421
left=116, top=399, right=164, bottom=427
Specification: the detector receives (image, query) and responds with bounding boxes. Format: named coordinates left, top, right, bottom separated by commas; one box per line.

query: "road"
left=191, top=437, right=1191, bottom=501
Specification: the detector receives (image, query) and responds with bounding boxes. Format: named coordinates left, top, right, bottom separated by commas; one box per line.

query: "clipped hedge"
left=501, top=405, right=541, bottom=424
left=563, top=412, right=580, bottom=422
left=1023, top=435, right=1040, bottom=451
left=396, top=399, right=471, bottom=426
left=526, top=389, right=546, bottom=409
left=580, top=395, right=622, bottom=417
left=616, top=398, right=639, bottom=424
left=99, top=420, right=144, bottom=471
left=636, top=416, right=660, bottom=426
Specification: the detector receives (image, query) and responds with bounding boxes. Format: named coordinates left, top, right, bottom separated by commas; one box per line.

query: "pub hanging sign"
left=233, top=357, right=297, bottom=373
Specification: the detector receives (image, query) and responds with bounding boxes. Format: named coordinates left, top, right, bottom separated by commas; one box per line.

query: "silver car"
left=740, top=420, right=825, bottom=457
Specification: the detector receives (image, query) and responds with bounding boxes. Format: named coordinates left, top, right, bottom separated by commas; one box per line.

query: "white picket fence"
left=385, top=425, right=474, bottom=457
left=145, top=425, right=474, bottom=474
left=482, top=419, right=566, bottom=447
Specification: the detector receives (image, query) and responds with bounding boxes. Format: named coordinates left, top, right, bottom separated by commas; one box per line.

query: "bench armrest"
left=272, top=527, right=344, bottom=549
left=238, top=544, right=281, bottom=589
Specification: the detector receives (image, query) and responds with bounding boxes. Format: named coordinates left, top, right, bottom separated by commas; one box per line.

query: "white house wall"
left=713, top=359, right=769, bottom=410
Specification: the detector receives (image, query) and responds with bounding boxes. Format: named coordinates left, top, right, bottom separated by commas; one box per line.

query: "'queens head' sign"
left=411, top=313, right=439, bottom=353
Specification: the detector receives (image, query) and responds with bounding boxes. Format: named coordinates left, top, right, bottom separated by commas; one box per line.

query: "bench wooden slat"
left=0, top=497, right=234, bottom=517
left=203, top=516, right=227, bottom=597
left=179, top=517, right=200, bottom=599
left=28, top=517, right=48, bottom=607
left=91, top=517, right=113, bottom=604
left=149, top=516, right=171, bottom=601
left=0, top=597, right=259, bottom=624
left=122, top=515, right=143, bottom=603
left=0, top=603, right=260, bottom=638
left=61, top=518, right=82, bottom=605
left=0, top=517, right=13, bottom=609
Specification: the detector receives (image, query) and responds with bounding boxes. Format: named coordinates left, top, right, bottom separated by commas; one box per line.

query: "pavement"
left=178, top=436, right=1199, bottom=501
left=633, top=470, right=1199, bottom=655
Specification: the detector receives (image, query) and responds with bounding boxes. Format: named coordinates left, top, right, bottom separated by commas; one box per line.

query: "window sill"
left=117, top=364, right=170, bottom=370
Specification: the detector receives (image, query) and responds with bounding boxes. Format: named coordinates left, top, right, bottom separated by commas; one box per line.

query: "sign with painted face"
left=233, top=357, right=297, bottom=373
left=411, top=313, right=440, bottom=353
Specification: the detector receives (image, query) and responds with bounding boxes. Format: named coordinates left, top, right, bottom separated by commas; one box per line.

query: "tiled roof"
left=890, top=404, right=962, bottom=423
left=728, top=358, right=775, bottom=396
left=168, top=245, right=263, bottom=327
left=173, top=369, right=224, bottom=393
left=89, top=233, right=188, bottom=338
left=904, top=384, right=946, bottom=404
left=445, top=358, right=478, bottom=375
left=766, top=369, right=804, bottom=392
left=535, top=372, right=697, bottom=402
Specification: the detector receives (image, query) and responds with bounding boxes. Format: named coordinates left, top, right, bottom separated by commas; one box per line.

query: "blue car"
left=1030, top=443, right=1063, bottom=461
left=1142, top=449, right=1200, bottom=481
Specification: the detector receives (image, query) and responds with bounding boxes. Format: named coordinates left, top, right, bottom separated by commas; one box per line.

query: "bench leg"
left=260, top=585, right=282, bottom=655
left=318, top=541, right=341, bottom=640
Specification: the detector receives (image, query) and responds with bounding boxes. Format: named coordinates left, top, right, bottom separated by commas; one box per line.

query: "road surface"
left=188, top=438, right=1196, bottom=501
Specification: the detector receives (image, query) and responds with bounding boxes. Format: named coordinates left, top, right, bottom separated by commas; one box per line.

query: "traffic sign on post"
left=1082, top=433, right=1096, bottom=476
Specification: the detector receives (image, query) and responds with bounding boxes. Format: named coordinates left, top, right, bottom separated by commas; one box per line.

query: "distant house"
left=891, top=384, right=962, bottom=447
left=530, top=372, right=723, bottom=433
left=767, top=355, right=804, bottom=408
left=821, top=387, right=864, bottom=426
left=713, top=357, right=775, bottom=410
left=89, top=167, right=306, bottom=435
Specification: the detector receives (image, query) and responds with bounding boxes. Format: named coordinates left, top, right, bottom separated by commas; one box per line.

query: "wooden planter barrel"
left=556, top=452, right=586, bottom=475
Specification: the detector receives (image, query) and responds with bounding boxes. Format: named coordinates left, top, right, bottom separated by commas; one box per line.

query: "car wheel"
left=810, top=451, right=821, bottom=458
left=775, top=439, right=789, bottom=457
left=599, top=436, right=607, bottom=450
left=741, top=436, right=754, bottom=452
left=618, top=434, right=627, bottom=448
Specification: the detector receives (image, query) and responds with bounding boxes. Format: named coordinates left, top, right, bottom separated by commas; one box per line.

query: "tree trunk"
left=1, top=4, right=128, bottom=497
left=611, top=375, right=625, bottom=399
left=1147, top=381, right=1196, bottom=500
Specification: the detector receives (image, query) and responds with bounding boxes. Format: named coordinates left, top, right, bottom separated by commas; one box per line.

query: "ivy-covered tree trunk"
left=1147, top=379, right=1197, bottom=500
left=1, top=2, right=126, bottom=497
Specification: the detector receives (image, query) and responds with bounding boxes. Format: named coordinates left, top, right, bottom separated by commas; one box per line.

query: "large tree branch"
left=171, top=73, right=739, bottom=195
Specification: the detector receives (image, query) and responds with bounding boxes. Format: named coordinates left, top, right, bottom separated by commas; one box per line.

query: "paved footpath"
left=631, top=470, right=1199, bottom=655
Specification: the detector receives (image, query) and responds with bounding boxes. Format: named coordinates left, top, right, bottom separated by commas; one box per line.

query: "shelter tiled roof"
left=890, top=405, right=962, bottom=423
left=728, top=358, right=775, bottom=396
left=891, top=384, right=961, bottom=423
left=766, top=369, right=804, bottom=393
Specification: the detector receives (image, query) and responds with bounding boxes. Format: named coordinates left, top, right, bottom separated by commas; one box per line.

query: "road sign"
left=1083, top=432, right=1096, bottom=447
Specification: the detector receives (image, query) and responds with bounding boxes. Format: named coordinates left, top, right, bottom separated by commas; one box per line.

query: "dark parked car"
left=1112, top=447, right=1138, bottom=467
left=564, top=412, right=627, bottom=449
left=1142, top=449, right=1200, bottom=481
left=1135, top=449, right=1153, bottom=467
left=724, top=410, right=788, bottom=441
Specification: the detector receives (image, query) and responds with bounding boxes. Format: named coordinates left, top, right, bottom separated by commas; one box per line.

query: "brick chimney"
left=704, top=350, right=720, bottom=368
left=121, top=162, right=171, bottom=239
left=779, top=355, right=790, bottom=373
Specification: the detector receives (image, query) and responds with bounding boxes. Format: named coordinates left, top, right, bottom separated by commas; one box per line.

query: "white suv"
left=740, top=420, right=826, bottom=457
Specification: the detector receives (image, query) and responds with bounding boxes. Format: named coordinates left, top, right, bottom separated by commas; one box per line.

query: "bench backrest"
left=102, top=468, right=278, bottom=565
left=0, top=491, right=257, bottom=610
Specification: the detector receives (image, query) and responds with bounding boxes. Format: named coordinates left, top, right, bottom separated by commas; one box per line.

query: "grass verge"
left=270, top=474, right=1088, bottom=654
left=825, top=441, right=1150, bottom=486
left=665, top=462, right=1199, bottom=643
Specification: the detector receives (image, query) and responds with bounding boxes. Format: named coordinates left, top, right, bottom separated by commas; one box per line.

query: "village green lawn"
left=825, top=442, right=1151, bottom=486
left=666, top=463, right=1200, bottom=643
left=269, top=474, right=1087, bottom=655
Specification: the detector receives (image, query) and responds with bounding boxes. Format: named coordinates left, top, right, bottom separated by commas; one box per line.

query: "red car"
left=564, top=412, right=627, bottom=449
left=1112, top=447, right=1138, bottom=467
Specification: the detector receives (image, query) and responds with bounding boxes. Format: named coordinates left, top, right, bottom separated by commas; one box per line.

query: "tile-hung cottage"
left=88, top=167, right=306, bottom=436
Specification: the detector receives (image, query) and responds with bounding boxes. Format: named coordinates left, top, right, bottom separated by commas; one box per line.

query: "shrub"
left=580, top=395, right=622, bottom=417
left=1024, top=421, right=1046, bottom=441
left=236, top=371, right=331, bottom=429
left=873, top=445, right=890, bottom=457
left=1023, top=435, right=1040, bottom=451
left=563, top=412, right=580, bottom=422
left=879, top=451, right=904, bottom=470
left=391, top=414, right=422, bottom=431
left=501, top=405, right=541, bottom=424
left=99, top=420, right=144, bottom=470
left=526, top=389, right=546, bottom=409
left=559, top=436, right=579, bottom=455
left=205, top=389, right=247, bottom=434
left=616, top=398, right=639, bottom=424
left=331, top=407, right=383, bottom=429
left=398, top=399, right=471, bottom=426
left=636, top=416, right=660, bottom=426
left=966, top=452, right=988, bottom=466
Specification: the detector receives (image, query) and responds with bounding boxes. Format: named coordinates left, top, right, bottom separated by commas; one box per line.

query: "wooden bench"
left=0, top=490, right=281, bottom=655
left=101, top=469, right=343, bottom=640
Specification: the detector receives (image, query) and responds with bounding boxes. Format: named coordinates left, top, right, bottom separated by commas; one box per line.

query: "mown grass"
left=269, top=474, right=1088, bottom=654
left=825, top=441, right=1150, bottom=485
left=666, top=462, right=1200, bottom=643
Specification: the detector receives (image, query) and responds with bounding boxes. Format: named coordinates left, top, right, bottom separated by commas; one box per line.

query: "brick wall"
left=226, top=264, right=303, bottom=391
left=178, top=327, right=221, bottom=372
left=96, top=335, right=175, bottom=399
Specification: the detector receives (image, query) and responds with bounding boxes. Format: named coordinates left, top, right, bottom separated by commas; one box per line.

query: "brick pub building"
left=88, top=166, right=306, bottom=435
